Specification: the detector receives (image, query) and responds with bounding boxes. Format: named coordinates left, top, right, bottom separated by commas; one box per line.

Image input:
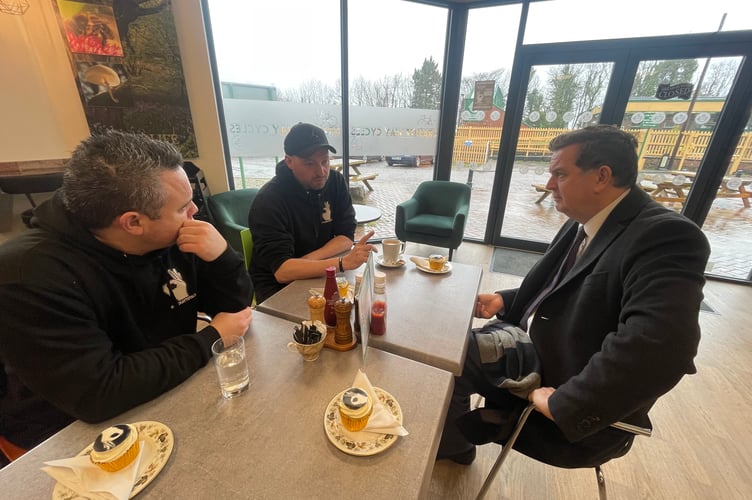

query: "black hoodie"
left=0, top=192, right=252, bottom=449
left=248, top=160, right=356, bottom=302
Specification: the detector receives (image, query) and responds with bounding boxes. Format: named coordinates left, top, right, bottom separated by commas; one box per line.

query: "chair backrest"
left=413, top=181, right=471, bottom=216
left=240, top=228, right=253, bottom=270
left=206, top=188, right=259, bottom=252
left=207, top=188, right=259, bottom=227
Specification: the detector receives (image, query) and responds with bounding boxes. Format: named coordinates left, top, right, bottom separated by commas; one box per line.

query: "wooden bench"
left=351, top=172, right=378, bottom=191
left=532, top=184, right=552, bottom=203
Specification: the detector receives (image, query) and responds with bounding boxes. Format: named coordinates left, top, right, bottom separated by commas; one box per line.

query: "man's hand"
left=177, top=219, right=228, bottom=262
left=529, top=387, right=555, bottom=420
left=210, top=307, right=253, bottom=341
left=342, top=230, right=377, bottom=270
left=475, top=293, right=504, bottom=318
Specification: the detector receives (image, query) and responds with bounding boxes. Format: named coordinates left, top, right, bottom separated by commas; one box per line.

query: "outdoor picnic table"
left=331, top=159, right=379, bottom=191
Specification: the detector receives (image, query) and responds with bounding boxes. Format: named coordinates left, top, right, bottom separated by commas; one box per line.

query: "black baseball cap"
left=284, top=122, right=337, bottom=157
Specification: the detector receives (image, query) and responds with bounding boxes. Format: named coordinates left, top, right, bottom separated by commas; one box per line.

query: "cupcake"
left=90, top=424, right=140, bottom=472
left=338, top=387, right=373, bottom=432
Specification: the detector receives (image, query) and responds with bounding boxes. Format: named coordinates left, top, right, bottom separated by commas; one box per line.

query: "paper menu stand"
left=356, top=251, right=375, bottom=368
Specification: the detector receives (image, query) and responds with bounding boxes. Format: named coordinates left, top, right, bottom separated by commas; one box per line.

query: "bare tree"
left=278, top=80, right=340, bottom=105
left=523, top=68, right=543, bottom=127
left=572, top=63, right=610, bottom=127
left=460, top=69, right=509, bottom=103
left=631, top=59, right=699, bottom=98
left=700, top=58, right=739, bottom=97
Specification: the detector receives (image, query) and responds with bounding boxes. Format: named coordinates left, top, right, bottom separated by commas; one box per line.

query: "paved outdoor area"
left=234, top=157, right=751, bottom=281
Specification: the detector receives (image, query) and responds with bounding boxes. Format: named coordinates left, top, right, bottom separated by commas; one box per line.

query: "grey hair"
left=61, top=130, right=184, bottom=229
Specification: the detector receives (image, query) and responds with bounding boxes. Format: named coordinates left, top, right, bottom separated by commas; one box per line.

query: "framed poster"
left=52, top=0, right=198, bottom=157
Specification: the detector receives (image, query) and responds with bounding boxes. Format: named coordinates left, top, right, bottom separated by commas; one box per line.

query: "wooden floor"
left=419, top=241, right=752, bottom=500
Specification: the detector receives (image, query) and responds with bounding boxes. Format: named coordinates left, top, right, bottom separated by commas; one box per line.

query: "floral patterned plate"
left=52, top=421, right=174, bottom=499
left=324, top=387, right=403, bottom=456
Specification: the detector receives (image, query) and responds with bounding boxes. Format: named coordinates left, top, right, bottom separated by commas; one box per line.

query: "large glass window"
left=206, top=0, right=341, bottom=189
left=525, top=0, right=752, bottom=44
left=206, top=0, right=447, bottom=241
left=347, top=0, right=447, bottom=240
left=449, top=4, right=522, bottom=240
left=699, top=110, right=751, bottom=282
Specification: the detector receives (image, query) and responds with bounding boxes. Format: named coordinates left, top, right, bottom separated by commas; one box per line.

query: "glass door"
left=498, top=61, right=615, bottom=244
left=489, top=33, right=752, bottom=288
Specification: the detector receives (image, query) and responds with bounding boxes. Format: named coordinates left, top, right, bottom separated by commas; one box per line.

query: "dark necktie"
left=519, top=225, right=587, bottom=331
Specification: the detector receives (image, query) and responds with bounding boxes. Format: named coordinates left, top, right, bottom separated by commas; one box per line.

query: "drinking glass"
left=212, top=336, right=250, bottom=399
left=336, top=273, right=350, bottom=299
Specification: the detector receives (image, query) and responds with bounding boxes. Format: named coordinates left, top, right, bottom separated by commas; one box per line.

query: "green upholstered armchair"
left=395, top=180, right=471, bottom=261
left=206, top=188, right=259, bottom=257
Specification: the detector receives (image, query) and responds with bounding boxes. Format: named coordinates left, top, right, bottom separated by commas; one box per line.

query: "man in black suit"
left=438, top=125, right=710, bottom=466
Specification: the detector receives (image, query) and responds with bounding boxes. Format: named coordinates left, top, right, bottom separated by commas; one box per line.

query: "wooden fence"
left=451, top=126, right=752, bottom=173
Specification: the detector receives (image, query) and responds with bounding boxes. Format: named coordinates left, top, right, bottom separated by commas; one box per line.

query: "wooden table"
left=0, top=311, right=453, bottom=499
left=256, top=257, right=483, bottom=375
left=642, top=171, right=752, bottom=208
left=330, top=159, right=379, bottom=191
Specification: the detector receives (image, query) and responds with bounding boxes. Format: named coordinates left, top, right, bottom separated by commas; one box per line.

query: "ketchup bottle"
left=370, top=272, right=387, bottom=335
left=323, top=266, right=338, bottom=328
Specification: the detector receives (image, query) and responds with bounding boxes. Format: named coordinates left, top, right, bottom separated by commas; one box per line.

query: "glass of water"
left=211, top=336, right=250, bottom=399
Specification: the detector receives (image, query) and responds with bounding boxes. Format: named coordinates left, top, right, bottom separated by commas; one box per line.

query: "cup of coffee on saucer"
left=381, top=239, right=406, bottom=266
left=428, top=254, right=447, bottom=271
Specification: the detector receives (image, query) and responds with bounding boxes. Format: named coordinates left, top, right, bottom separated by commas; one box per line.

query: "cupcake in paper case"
left=338, top=387, right=373, bottom=432
left=90, top=423, right=140, bottom=472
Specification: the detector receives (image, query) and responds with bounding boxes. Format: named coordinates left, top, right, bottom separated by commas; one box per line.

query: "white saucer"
left=324, top=387, right=403, bottom=456
left=376, top=255, right=405, bottom=268
left=52, top=421, right=174, bottom=499
left=410, top=256, right=453, bottom=274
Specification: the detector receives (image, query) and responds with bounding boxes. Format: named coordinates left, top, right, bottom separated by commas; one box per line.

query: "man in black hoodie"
left=0, top=131, right=253, bottom=463
left=249, top=123, right=375, bottom=303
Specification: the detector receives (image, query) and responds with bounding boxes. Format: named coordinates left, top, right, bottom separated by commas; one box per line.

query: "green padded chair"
left=395, top=180, right=471, bottom=261
left=240, top=228, right=253, bottom=270
left=206, top=188, right=259, bottom=256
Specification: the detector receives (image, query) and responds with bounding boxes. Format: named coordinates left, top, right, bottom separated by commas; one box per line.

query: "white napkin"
left=42, top=441, right=145, bottom=500
left=409, top=256, right=429, bottom=269
left=343, top=369, right=408, bottom=437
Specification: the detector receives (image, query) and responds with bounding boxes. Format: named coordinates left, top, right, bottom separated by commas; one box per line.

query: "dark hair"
left=61, top=130, right=183, bottom=229
left=548, top=125, right=638, bottom=187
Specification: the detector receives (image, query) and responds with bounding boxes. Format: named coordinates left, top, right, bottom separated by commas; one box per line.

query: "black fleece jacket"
left=0, top=192, right=252, bottom=448
left=248, top=160, right=356, bottom=302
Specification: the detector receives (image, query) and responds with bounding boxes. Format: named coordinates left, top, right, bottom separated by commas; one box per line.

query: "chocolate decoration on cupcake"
left=342, top=388, right=369, bottom=409
left=93, top=424, right=131, bottom=452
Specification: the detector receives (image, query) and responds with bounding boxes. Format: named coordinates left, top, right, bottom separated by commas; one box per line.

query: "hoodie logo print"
left=322, top=201, right=332, bottom=224
left=162, top=268, right=196, bottom=305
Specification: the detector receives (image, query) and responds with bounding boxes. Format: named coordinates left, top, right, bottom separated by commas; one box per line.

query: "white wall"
left=0, top=0, right=230, bottom=193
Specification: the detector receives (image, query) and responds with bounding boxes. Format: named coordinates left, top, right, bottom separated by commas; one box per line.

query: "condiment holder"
left=287, top=320, right=327, bottom=361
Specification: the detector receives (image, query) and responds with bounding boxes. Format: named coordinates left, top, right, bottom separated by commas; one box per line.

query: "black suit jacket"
left=498, top=188, right=709, bottom=466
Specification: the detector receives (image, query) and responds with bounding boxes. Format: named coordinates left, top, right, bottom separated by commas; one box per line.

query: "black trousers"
left=438, top=328, right=634, bottom=469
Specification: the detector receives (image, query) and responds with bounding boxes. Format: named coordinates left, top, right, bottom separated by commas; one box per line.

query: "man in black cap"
left=248, top=123, right=375, bottom=303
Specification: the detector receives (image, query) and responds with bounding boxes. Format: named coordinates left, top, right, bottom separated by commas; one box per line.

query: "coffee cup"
left=428, top=254, right=446, bottom=271
left=382, top=239, right=406, bottom=265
